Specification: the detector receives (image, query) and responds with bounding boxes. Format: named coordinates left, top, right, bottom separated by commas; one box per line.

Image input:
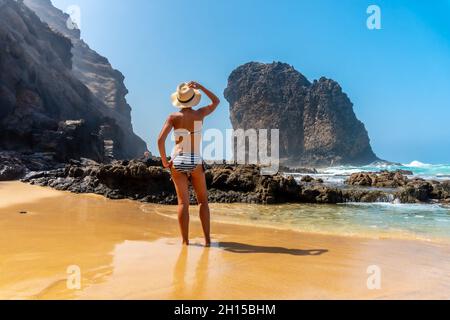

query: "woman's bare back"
left=171, top=108, right=205, bottom=133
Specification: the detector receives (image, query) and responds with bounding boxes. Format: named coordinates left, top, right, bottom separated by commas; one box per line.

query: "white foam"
left=404, top=160, right=431, bottom=168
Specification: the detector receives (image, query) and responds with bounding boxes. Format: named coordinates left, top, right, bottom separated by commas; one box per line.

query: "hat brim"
left=171, top=90, right=202, bottom=109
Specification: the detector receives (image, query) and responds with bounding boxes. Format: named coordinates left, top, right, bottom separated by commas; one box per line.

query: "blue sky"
left=51, top=0, right=450, bottom=164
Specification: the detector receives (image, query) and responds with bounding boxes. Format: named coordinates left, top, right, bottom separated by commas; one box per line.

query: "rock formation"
left=23, top=161, right=302, bottom=205
left=0, top=0, right=143, bottom=166
left=23, top=0, right=146, bottom=157
left=225, top=62, right=379, bottom=167
left=21, top=159, right=450, bottom=205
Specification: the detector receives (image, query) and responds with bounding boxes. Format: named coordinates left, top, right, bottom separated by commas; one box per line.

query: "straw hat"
left=171, top=82, right=202, bottom=109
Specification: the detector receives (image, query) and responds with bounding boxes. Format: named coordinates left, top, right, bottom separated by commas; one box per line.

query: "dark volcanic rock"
left=299, top=185, right=344, bottom=204
left=0, top=154, right=25, bottom=181
left=0, top=0, right=141, bottom=161
left=279, top=166, right=318, bottom=174
left=341, top=189, right=395, bottom=203
left=346, top=171, right=409, bottom=188
left=22, top=161, right=450, bottom=205
left=23, top=0, right=146, bottom=158
left=0, top=151, right=62, bottom=181
left=23, top=161, right=303, bottom=205
left=396, top=180, right=434, bottom=203
left=224, top=62, right=379, bottom=166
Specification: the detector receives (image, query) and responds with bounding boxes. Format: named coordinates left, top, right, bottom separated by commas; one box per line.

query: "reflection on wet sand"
left=173, top=246, right=211, bottom=299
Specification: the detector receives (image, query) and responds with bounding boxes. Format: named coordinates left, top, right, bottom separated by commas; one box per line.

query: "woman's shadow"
left=217, top=242, right=328, bottom=256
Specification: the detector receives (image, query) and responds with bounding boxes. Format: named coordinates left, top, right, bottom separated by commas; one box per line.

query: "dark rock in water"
left=430, top=180, right=450, bottom=201
left=0, top=0, right=145, bottom=162
left=300, top=175, right=315, bottom=183
left=346, top=171, right=409, bottom=188
left=299, top=185, right=343, bottom=204
left=342, top=189, right=395, bottom=203
left=396, top=180, right=434, bottom=203
left=346, top=171, right=450, bottom=204
left=395, top=169, right=414, bottom=176
left=225, top=62, right=379, bottom=167
left=279, top=166, right=318, bottom=174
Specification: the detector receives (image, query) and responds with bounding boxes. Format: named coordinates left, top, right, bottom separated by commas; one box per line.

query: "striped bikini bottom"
left=172, top=153, right=203, bottom=175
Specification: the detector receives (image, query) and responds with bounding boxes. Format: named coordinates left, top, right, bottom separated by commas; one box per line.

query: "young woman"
left=157, top=81, right=220, bottom=246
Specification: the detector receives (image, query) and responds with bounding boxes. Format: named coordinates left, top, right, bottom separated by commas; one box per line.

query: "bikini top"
left=173, top=122, right=203, bottom=154
left=173, top=122, right=203, bottom=138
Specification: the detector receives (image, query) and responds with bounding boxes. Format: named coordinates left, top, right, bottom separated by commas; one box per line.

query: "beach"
left=0, top=181, right=449, bottom=300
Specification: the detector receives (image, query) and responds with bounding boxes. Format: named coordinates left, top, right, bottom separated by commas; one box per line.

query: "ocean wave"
left=403, top=160, right=432, bottom=168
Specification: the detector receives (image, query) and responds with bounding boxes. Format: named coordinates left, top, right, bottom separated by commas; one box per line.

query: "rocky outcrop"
left=23, top=161, right=302, bottom=205
left=346, top=171, right=450, bottom=203
left=346, top=171, right=410, bottom=188
left=21, top=158, right=450, bottom=205
left=0, top=0, right=140, bottom=163
left=0, top=151, right=61, bottom=181
left=225, top=62, right=379, bottom=167
left=23, top=0, right=146, bottom=158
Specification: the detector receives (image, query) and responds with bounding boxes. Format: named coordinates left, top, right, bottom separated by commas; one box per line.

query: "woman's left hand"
left=188, top=81, right=201, bottom=90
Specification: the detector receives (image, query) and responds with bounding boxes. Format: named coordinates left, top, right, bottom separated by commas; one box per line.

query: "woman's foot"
left=182, top=240, right=190, bottom=246
left=205, top=238, right=211, bottom=247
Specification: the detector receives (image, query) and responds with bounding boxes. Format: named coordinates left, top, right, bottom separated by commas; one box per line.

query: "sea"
left=152, top=161, right=450, bottom=243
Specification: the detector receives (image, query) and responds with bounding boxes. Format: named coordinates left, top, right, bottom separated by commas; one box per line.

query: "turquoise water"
left=230, top=161, right=450, bottom=242
left=206, top=202, right=450, bottom=243
left=289, top=161, right=450, bottom=185
left=151, top=161, right=450, bottom=243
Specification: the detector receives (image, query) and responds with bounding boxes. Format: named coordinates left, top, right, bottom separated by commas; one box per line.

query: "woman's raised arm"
left=188, top=81, right=220, bottom=118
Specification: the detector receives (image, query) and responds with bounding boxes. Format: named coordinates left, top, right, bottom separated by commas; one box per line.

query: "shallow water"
left=151, top=202, right=450, bottom=243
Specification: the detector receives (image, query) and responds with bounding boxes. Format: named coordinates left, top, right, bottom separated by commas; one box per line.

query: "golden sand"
left=0, top=181, right=449, bottom=300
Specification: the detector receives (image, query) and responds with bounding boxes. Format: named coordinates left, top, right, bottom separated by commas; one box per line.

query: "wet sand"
left=0, top=181, right=449, bottom=300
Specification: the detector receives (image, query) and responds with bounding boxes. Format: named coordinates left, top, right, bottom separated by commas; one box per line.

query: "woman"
left=157, top=81, right=220, bottom=246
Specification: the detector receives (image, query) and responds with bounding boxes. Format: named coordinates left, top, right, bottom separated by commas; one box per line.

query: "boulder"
left=346, top=170, right=409, bottom=188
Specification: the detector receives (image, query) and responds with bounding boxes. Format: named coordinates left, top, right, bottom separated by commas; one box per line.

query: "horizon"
left=51, top=0, right=450, bottom=164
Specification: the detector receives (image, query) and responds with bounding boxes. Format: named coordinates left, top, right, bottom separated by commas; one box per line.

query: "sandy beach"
left=0, top=181, right=449, bottom=300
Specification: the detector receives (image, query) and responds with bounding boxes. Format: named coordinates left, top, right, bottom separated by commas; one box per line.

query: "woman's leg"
left=190, top=165, right=211, bottom=246
left=171, top=168, right=191, bottom=245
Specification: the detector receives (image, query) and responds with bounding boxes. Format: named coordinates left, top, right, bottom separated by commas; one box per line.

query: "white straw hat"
left=171, top=82, right=202, bottom=109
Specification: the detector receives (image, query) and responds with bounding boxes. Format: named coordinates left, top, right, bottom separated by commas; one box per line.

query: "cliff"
left=224, top=62, right=379, bottom=167
left=23, top=0, right=146, bottom=157
left=0, top=0, right=139, bottom=162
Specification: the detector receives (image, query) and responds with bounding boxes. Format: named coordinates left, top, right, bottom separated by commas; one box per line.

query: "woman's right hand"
left=163, top=160, right=173, bottom=169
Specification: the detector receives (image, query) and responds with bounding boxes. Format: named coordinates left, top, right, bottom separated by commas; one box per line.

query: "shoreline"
left=4, top=180, right=449, bottom=245
left=3, top=180, right=450, bottom=244
left=1, top=181, right=449, bottom=300
left=150, top=204, right=450, bottom=245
